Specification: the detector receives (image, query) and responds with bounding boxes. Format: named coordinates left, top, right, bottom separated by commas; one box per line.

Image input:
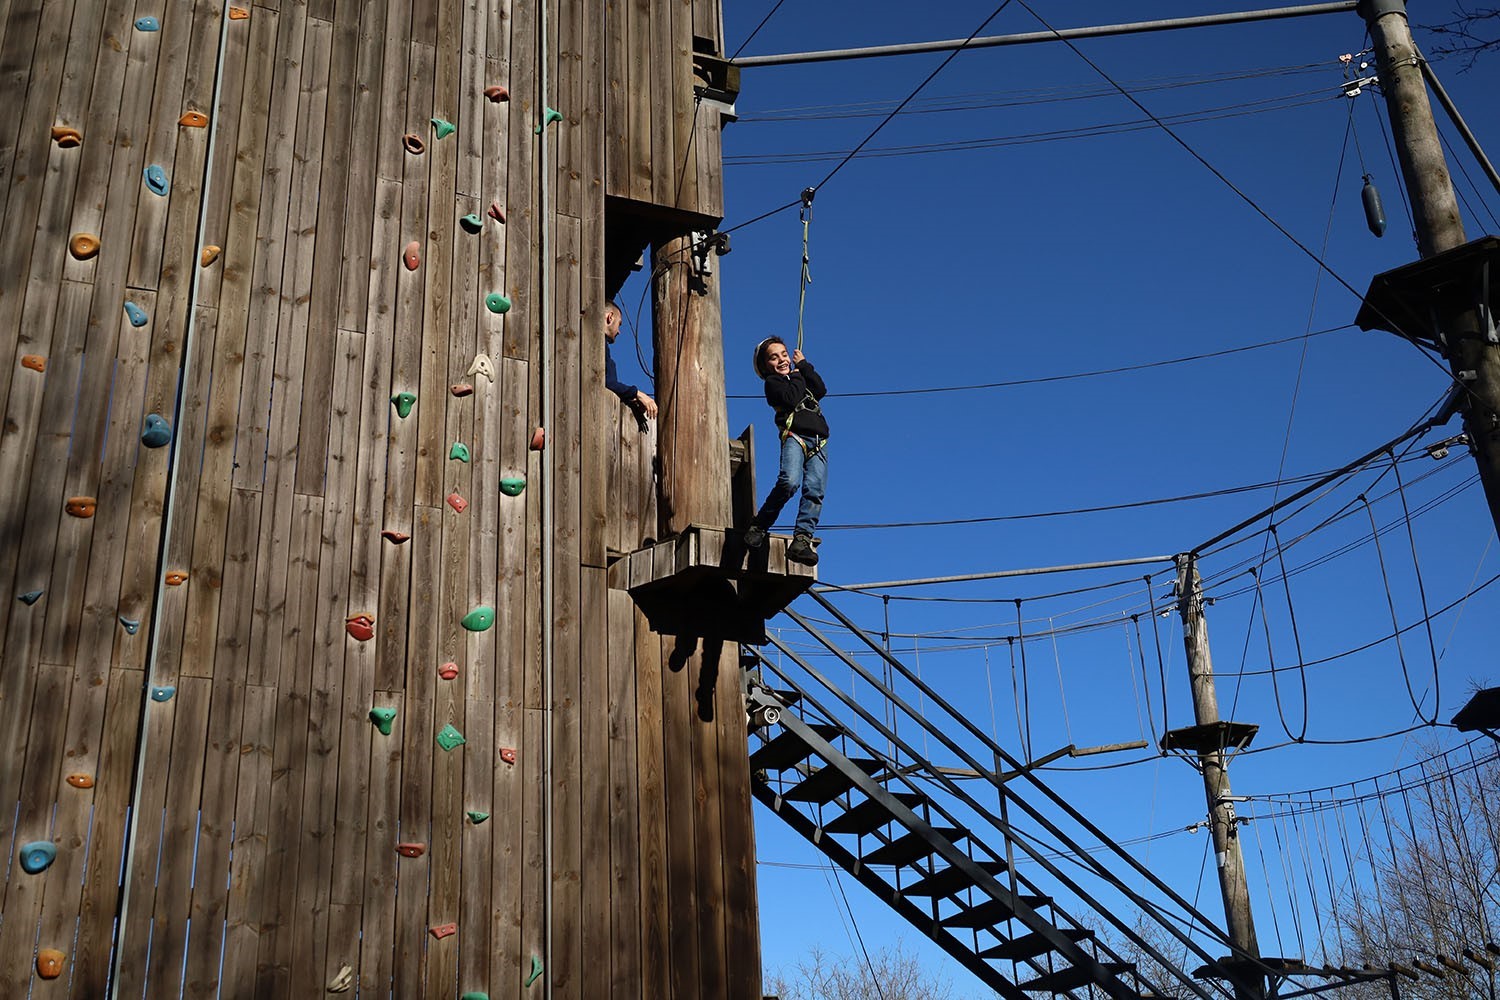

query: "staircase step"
left=1020, top=962, right=1129, bottom=993
left=940, top=895, right=1048, bottom=929
left=901, top=860, right=1008, bottom=898
left=823, top=792, right=927, bottom=835
left=980, top=928, right=1092, bottom=963
left=750, top=723, right=843, bottom=772
left=862, top=828, right=966, bottom=867
left=784, top=758, right=883, bottom=804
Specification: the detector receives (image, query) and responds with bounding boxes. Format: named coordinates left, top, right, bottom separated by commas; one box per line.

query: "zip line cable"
left=728, top=0, right=789, bottom=62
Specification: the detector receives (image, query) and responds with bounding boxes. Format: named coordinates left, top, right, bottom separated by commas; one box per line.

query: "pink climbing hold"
left=403, top=241, right=421, bottom=271
left=439, top=662, right=459, bottom=680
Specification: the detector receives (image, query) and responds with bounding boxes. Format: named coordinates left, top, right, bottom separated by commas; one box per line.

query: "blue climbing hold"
left=141, top=414, right=172, bottom=448
left=18, top=590, right=43, bottom=605
left=135, top=16, right=160, bottom=31
left=19, top=841, right=57, bottom=875
left=143, top=164, right=169, bottom=196
left=124, top=301, right=149, bottom=326
left=120, top=616, right=140, bottom=634
left=150, top=685, right=175, bottom=703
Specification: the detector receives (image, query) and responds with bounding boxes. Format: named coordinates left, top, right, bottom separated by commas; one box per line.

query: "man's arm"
left=606, top=345, right=658, bottom=420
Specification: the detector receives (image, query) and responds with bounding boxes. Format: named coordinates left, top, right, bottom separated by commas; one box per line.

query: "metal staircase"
left=745, top=591, right=1270, bottom=1000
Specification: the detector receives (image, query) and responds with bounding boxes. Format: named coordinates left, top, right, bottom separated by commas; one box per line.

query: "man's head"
left=754, top=336, right=793, bottom=377
left=604, top=300, right=622, bottom=343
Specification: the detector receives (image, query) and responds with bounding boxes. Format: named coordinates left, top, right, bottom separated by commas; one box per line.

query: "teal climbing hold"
left=449, top=442, right=470, bottom=463
left=467, top=810, right=489, bottom=824
left=370, top=706, right=398, bottom=735
left=391, top=391, right=416, bottom=418
left=141, top=414, right=172, bottom=448
left=526, top=954, right=544, bottom=987
left=461, top=606, right=494, bottom=632
left=19, top=841, right=57, bottom=875
left=143, top=164, right=169, bottom=196
left=499, top=476, right=526, bottom=497
left=151, top=686, right=175, bottom=702
left=461, top=993, right=490, bottom=1000
left=135, top=15, right=160, bottom=31
left=485, top=293, right=511, bottom=315
left=436, top=724, right=466, bottom=751
left=534, top=108, right=563, bottom=134
left=124, top=301, right=149, bottom=326
left=119, top=616, right=140, bottom=634
left=18, top=590, right=43, bottom=605
left=431, top=117, right=456, bottom=139
left=459, top=213, right=483, bottom=234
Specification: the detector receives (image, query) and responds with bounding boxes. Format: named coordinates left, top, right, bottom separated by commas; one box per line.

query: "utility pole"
left=1358, top=0, right=1500, bottom=537
left=1171, top=554, right=1264, bottom=1000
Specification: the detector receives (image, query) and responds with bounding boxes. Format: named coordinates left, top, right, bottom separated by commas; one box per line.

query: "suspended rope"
left=1246, top=805, right=1291, bottom=958
left=1048, top=616, right=1073, bottom=746
left=1014, top=600, right=1034, bottom=760
left=1249, top=565, right=1304, bottom=743
left=1269, top=810, right=1309, bottom=958
left=1269, top=524, right=1311, bottom=741
left=1390, top=448, right=1443, bottom=720
left=1358, top=491, right=1435, bottom=725
left=1141, top=575, right=1170, bottom=738
left=795, top=186, right=814, bottom=353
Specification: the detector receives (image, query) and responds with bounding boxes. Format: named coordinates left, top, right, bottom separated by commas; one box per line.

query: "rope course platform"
left=1356, top=234, right=1500, bottom=349
left=1159, top=721, right=1260, bottom=755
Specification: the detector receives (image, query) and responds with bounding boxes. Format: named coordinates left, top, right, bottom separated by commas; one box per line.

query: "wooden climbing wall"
left=0, top=0, right=758, bottom=996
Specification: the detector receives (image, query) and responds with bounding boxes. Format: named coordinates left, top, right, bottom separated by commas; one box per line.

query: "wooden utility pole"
left=1359, top=0, right=1500, bottom=536
left=1175, top=554, right=1264, bottom=1000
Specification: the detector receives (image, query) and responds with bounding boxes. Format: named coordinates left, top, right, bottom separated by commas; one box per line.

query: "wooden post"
left=1176, top=554, right=1264, bottom=1000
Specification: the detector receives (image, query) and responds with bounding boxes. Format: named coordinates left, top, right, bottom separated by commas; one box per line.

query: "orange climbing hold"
left=403, top=240, right=421, bottom=271
left=66, top=774, right=94, bottom=789
left=22, top=355, right=46, bottom=372
left=429, top=923, right=457, bottom=940
left=65, top=497, right=97, bottom=518
left=484, top=85, right=510, bottom=103
left=70, top=233, right=100, bottom=260
left=396, top=842, right=426, bottom=858
left=165, top=571, right=189, bottom=586
left=37, top=949, right=65, bottom=980
left=229, top=5, right=250, bottom=18
left=403, top=133, right=425, bottom=155
left=51, top=126, right=82, bottom=147
left=201, top=245, right=222, bottom=267
left=179, top=111, right=209, bottom=128
left=500, top=747, right=517, bottom=765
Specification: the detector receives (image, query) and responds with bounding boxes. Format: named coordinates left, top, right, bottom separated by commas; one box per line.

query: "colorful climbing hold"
left=22, top=355, right=46, bottom=372
left=526, top=954, right=544, bottom=987
left=450, top=383, right=473, bottom=397
left=436, top=724, right=466, bottom=751
left=459, top=213, right=483, bottom=234
left=370, top=707, right=398, bottom=735
left=461, top=993, right=490, bottom=1000
left=37, top=949, right=64, bottom=980
left=446, top=493, right=468, bottom=514
left=50, top=126, right=82, bottom=147
left=466, top=353, right=494, bottom=382
left=200, top=245, right=222, bottom=267
left=119, top=616, right=140, bottom=634
left=485, top=293, right=511, bottom=315
left=18, top=590, right=43, bottom=605
left=65, top=496, right=97, bottom=518
left=66, top=774, right=94, bottom=789
left=125, top=301, right=149, bottom=326
left=135, top=15, right=160, bottom=31
left=534, top=108, right=563, bottom=134
left=461, top=606, right=495, bottom=632
left=403, top=240, right=421, bottom=271
left=327, top=966, right=355, bottom=993
left=141, top=413, right=172, bottom=448
left=144, top=164, right=169, bottom=196
left=381, top=529, right=410, bottom=544
left=487, top=202, right=506, bottom=224
left=429, top=922, right=458, bottom=939
left=164, top=570, right=188, bottom=585
left=499, top=476, right=526, bottom=497
left=179, top=110, right=209, bottom=128
left=151, top=686, right=175, bottom=702
left=391, top=391, right=416, bottom=418
left=431, top=117, right=456, bottom=139
left=530, top=427, right=545, bottom=451
left=229, top=5, right=249, bottom=18
left=345, top=613, right=375, bottom=642
left=484, top=85, right=510, bottom=102
left=19, top=841, right=57, bottom=874
left=500, top=747, right=517, bottom=765
left=438, top=661, right=459, bottom=681
left=70, top=233, right=100, bottom=260
left=403, top=133, right=425, bottom=155
left=467, top=810, right=489, bottom=824
left=396, top=842, right=426, bottom=858
left=449, top=442, right=470, bottom=463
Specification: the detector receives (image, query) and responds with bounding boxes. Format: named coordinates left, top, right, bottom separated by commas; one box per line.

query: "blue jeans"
left=753, top=434, right=827, bottom=538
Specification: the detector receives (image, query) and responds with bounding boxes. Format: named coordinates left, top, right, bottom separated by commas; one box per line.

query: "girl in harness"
left=744, top=336, right=828, bottom=566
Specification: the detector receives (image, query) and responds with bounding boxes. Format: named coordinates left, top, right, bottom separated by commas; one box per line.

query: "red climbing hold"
left=396, top=842, right=426, bottom=858
left=487, top=202, right=506, bottom=224
left=37, top=949, right=65, bottom=980
left=439, top=662, right=459, bottom=680
left=484, top=85, right=510, bottom=103
left=500, top=747, right=517, bottom=765
left=382, top=530, right=410, bottom=544
left=446, top=493, right=468, bottom=514
left=346, top=613, right=376, bottom=641
left=530, top=427, right=545, bottom=451
left=429, top=923, right=457, bottom=940
left=450, top=383, right=473, bottom=397
left=66, top=496, right=97, bottom=518
left=404, top=241, right=421, bottom=271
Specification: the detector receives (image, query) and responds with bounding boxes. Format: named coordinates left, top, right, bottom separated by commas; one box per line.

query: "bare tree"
left=1419, top=4, right=1500, bottom=70
left=763, top=940, right=963, bottom=1000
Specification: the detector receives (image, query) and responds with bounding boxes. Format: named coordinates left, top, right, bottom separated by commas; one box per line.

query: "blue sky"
left=615, top=2, right=1500, bottom=992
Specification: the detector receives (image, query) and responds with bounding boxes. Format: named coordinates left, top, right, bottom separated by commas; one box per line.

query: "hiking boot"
left=786, top=534, right=818, bottom=566
left=744, top=524, right=767, bottom=549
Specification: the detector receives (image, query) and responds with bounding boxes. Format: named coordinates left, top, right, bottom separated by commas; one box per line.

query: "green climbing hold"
left=467, top=810, right=490, bottom=824
left=431, top=117, right=456, bottom=139
left=141, top=413, right=172, bottom=448
left=151, top=686, right=175, bottom=702
left=18, top=590, right=43, bottom=605
left=461, top=993, right=490, bottom=1000
left=370, top=707, right=398, bottom=735
left=526, top=954, right=544, bottom=987
left=461, top=606, right=495, bottom=632
left=391, top=391, right=416, bottom=418
left=436, top=724, right=466, bottom=751
left=499, top=476, right=526, bottom=497
left=459, top=213, right=483, bottom=234
left=534, top=108, right=563, bottom=134
left=449, top=442, right=470, bottom=463
left=485, top=293, right=511, bottom=314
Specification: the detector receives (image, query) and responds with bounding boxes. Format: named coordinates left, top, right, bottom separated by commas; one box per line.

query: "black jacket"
left=763, top=361, right=829, bottom=439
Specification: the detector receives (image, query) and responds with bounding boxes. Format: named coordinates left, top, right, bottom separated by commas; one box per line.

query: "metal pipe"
left=1417, top=56, right=1500, bottom=198
left=539, top=0, right=556, bottom=989
left=815, top=555, right=1175, bottom=593
left=734, top=2, right=1358, bottom=67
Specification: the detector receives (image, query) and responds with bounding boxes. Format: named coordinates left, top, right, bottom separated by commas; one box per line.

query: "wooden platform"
left=608, top=525, right=816, bottom=644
